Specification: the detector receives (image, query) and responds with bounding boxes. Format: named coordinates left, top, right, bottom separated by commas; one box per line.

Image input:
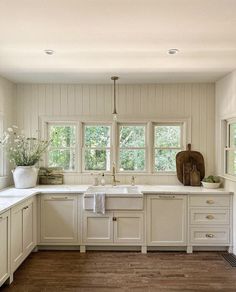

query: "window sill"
left=63, top=172, right=177, bottom=176
left=219, top=174, right=236, bottom=183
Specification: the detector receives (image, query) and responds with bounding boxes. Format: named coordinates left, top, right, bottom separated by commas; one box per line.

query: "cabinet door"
left=11, top=198, right=36, bottom=272
left=0, top=211, right=10, bottom=286
left=11, top=203, right=24, bottom=272
left=113, top=212, right=144, bottom=244
left=147, top=195, right=187, bottom=245
left=23, top=200, right=35, bottom=254
left=40, top=194, right=78, bottom=243
left=83, top=212, right=113, bottom=243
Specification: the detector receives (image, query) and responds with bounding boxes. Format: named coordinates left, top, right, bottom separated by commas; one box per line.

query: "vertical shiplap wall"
left=16, top=83, right=215, bottom=185
left=216, top=70, right=236, bottom=254
left=0, top=76, right=16, bottom=189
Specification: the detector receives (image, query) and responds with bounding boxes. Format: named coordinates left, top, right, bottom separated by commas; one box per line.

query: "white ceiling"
left=0, top=0, right=236, bottom=83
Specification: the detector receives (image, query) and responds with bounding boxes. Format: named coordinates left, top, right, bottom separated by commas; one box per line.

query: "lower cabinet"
left=0, top=210, right=10, bottom=286
left=83, top=212, right=113, bottom=243
left=82, top=211, right=144, bottom=245
left=147, top=195, right=187, bottom=245
left=188, top=195, right=232, bottom=250
left=11, top=197, right=36, bottom=273
left=40, top=194, right=78, bottom=244
left=114, top=212, right=144, bottom=244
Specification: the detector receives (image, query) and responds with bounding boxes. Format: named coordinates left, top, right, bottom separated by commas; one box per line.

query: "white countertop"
left=0, top=184, right=233, bottom=215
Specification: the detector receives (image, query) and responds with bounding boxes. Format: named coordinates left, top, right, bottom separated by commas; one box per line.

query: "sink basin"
left=85, top=185, right=142, bottom=196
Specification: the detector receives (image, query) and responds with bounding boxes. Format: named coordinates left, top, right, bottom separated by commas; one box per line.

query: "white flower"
left=8, top=127, right=13, bottom=132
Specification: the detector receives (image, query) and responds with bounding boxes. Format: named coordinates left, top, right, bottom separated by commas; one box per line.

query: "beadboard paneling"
left=0, top=76, right=16, bottom=189
left=16, top=83, right=215, bottom=185
left=215, top=70, right=236, bottom=254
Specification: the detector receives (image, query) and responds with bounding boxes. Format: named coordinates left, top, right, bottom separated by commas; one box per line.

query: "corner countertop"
left=0, top=184, right=233, bottom=215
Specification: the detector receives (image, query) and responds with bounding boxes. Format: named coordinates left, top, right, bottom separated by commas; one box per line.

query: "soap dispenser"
left=101, top=173, right=106, bottom=186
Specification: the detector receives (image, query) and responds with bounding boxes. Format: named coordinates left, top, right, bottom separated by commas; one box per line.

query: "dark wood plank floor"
left=1, top=251, right=236, bottom=292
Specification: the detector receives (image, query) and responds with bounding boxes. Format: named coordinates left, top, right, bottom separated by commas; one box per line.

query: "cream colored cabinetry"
left=82, top=211, right=144, bottom=245
left=147, top=195, right=187, bottom=246
left=188, top=195, right=232, bottom=252
left=113, top=212, right=144, bottom=244
left=0, top=211, right=10, bottom=286
left=11, top=197, right=36, bottom=273
left=82, top=212, right=113, bottom=243
left=40, top=194, right=78, bottom=244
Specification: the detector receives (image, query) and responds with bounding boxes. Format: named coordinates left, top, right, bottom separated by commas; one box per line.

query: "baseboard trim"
left=37, top=245, right=229, bottom=252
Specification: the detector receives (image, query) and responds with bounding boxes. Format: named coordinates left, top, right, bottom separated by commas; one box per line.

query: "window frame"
left=117, top=123, right=147, bottom=173
left=153, top=122, right=184, bottom=173
left=46, top=122, right=78, bottom=172
left=41, top=116, right=189, bottom=175
left=82, top=122, right=112, bottom=173
left=224, top=118, right=236, bottom=179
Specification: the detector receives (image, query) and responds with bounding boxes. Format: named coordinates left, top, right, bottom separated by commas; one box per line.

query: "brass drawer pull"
left=23, top=206, right=29, bottom=210
left=159, top=195, right=175, bottom=199
left=206, top=200, right=215, bottom=204
left=51, top=196, right=69, bottom=200
left=206, top=233, right=214, bottom=238
left=113, top=217, right=117, bottom=221
left=206, top=215, right=215, bottom=220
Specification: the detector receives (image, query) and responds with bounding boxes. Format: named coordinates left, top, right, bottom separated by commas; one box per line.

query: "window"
left=118, top=124, right=146, bottom=171
left=83, top=124, right=111, bottom=171
left=154, top=124, right=182, bottom=172
left=43, top=117, right=187, bottom=175
left=47, top=124, right=76, bottom=171
left=225, top=120, right=236, bottom=176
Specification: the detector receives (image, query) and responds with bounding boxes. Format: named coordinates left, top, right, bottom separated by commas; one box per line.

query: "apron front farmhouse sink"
left=83, top=186, right=143, bottom=210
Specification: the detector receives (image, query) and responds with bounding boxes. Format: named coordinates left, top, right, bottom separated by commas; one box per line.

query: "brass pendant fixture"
left=111, top=76, right=119, bottom=120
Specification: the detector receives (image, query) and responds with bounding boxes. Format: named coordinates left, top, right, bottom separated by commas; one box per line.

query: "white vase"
left=12, top=166, right=39, bottom=189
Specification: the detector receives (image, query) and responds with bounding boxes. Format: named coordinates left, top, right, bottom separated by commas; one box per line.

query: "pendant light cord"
left=111, top=76, right=119, bottom=115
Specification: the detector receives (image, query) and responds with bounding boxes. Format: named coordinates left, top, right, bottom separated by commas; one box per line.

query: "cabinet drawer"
left=190, top=209, right=230, bottom=225
left=189, top=195, right=230, bottom=207
left=190, top=227, right=229, bottom=244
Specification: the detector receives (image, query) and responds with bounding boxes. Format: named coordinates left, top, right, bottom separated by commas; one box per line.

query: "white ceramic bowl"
left=201, top=181, right=221, bottom=189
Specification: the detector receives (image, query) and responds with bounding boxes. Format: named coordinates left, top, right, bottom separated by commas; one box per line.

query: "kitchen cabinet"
left=40, top=194, right=78, bottom=244
left=11, top=197, right=36, bottom=273
left=113, top=212, right=143, bottom=244
left=147, top=195, right=187, bottom=245
left=82, top=211, right=113, bottom=243
left=0, top=210, right=10, bottom=286
left=82, top=211, right=144, bottom=244
left=188, top=194, right=232, bottom=253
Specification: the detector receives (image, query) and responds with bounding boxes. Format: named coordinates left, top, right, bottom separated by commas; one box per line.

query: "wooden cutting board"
left=176, top=144, right=205, bottom=185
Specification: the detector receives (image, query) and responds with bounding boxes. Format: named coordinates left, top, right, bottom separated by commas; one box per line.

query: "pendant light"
left=111, top=76, right=119, bottom=121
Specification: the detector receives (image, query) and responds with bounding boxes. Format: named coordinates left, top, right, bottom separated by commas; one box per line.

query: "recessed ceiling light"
left=167, top=48, right=179, bottom=55
left=44, top=49, right=55, bottom=55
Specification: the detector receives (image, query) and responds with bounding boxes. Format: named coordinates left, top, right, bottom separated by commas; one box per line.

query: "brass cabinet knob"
left=113, top=217, right=117, bottom=221
left=206, top=200, right=215, bottom=204
left=205, top=233, right=214, bottom=238
left=23, top=206, right=29, bottom=210
left=206, top=215, right=215, bottom=220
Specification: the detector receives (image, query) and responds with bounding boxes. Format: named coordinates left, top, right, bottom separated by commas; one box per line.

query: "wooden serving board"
left=176, top=144, right=205, bottom=185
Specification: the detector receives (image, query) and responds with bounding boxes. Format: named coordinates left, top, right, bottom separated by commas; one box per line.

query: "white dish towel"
left=93, top=193, right=106, bottom=214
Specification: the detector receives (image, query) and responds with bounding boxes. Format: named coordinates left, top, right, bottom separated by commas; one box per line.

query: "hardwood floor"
left=1, top=251, right=236, bottom=292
